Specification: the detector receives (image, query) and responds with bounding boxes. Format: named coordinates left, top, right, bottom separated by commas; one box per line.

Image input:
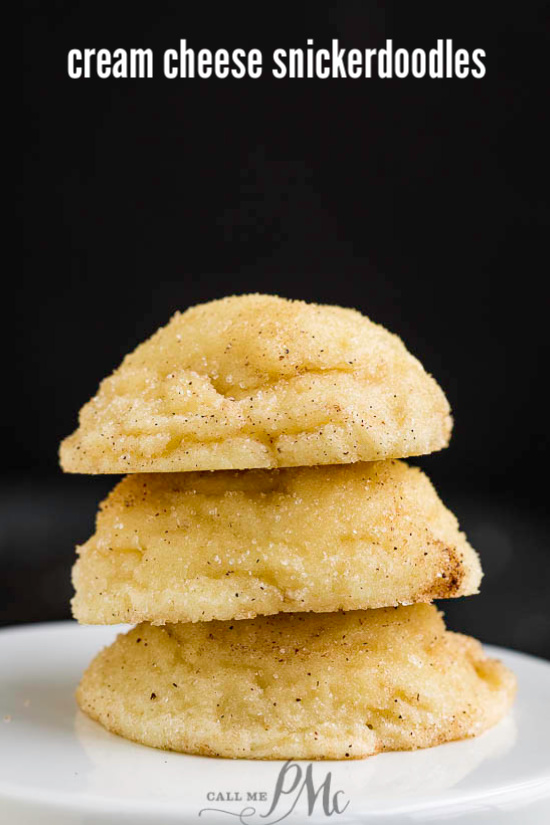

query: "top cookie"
left=60, top=294, right=452, bottom=473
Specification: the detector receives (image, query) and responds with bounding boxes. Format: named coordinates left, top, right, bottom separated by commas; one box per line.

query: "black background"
left=8, top=1, right=549, bottom=657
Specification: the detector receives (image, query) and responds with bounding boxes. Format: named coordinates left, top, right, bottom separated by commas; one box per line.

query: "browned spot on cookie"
left=417, top=543, right=466, bottom=600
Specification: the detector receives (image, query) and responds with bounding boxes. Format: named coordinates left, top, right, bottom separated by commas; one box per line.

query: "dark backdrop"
left=8, top=1, right=549, bottom=657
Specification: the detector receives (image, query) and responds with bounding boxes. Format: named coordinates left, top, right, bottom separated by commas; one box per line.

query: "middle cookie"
left=73, top=460, right=481, bottom=625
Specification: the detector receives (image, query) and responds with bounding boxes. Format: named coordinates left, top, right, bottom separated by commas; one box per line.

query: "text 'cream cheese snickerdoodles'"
left=72, top=460, right=481, bottom=625
left=60, top=294, right=452, bottom=473
left=76, top=605, right=516, bottom=760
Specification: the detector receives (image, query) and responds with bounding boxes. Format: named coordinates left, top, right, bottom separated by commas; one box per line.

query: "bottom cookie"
left=76, top=604, right=515, bottom=760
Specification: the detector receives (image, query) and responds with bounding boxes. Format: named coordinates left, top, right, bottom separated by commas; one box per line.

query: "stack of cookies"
left=60, top=295, right=515, bottom=759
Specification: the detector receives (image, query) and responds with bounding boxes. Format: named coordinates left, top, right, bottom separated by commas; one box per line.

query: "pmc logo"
left=199, top=760, right=350, bottom=823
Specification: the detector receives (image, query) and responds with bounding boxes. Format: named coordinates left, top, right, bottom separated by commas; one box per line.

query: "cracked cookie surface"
left=76, top=605, right=515, bottom=759
left=72, top=460, right=481, bottom=625
left=60, top=294, right=452, bottom=473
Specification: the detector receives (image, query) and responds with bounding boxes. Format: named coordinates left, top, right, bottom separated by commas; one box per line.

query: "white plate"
left=0, top=622, right=549, bottom=825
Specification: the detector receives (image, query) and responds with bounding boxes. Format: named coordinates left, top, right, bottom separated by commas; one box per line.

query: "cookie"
left=76, top=605, right=515, bottom=759
left=60, top=295, right=452, bottom=473
left=72, top=460, right=481, bottom=625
